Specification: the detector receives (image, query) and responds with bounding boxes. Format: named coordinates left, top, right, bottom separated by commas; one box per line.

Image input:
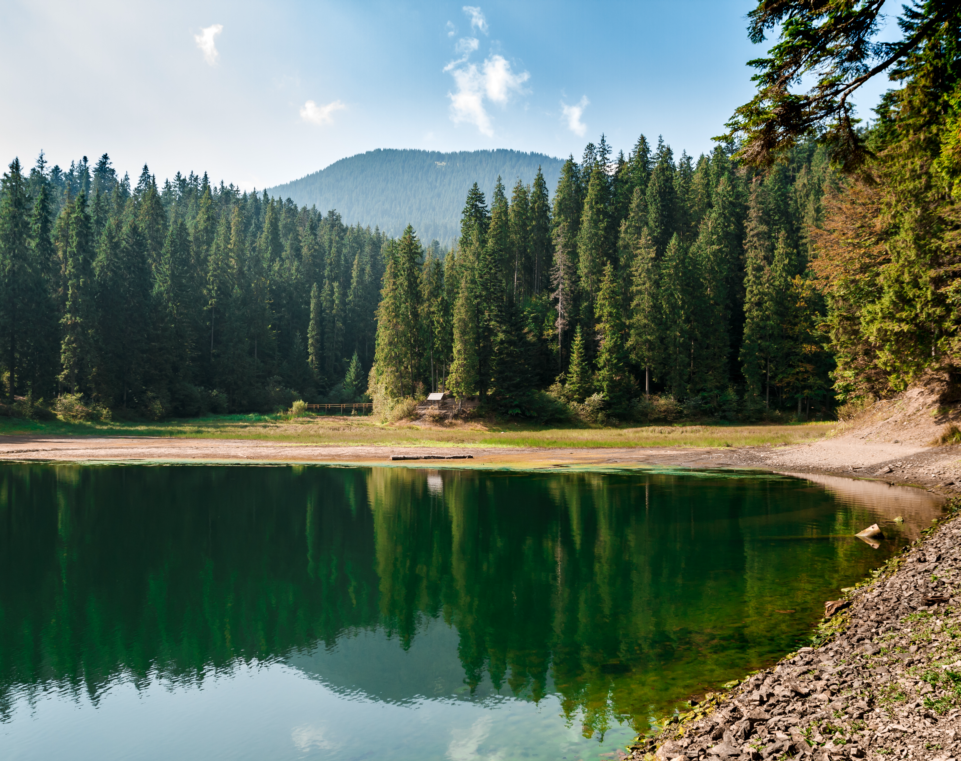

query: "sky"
left=0, top=0, right=902, bottom=191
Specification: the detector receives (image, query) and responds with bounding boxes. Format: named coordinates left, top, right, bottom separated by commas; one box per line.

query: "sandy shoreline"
left=1, top=433, right=957, bottom=495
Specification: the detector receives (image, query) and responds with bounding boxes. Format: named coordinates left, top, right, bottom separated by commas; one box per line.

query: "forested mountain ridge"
left=266, top=149, right=565, bottom=244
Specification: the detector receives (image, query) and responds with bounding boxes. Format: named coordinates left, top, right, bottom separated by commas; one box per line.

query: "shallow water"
left=0, top=464, right=940, bottom=760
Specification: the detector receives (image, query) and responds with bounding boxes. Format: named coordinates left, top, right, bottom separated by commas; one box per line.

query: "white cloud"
left=462, top=6, right=488, bottom=34
left=194, top=24, right=223, bottom=66
left=446, top=56, right=529, bottom=137
left=482, top=55, right=528, bottom=104
left=443, top=8, right=527, bottom=137
left=299, top=99, right=346, bottom=126
left=561, top=96, right=589, bottom=137
left=448, top=64, right=492, bottom=136
left=446, top=21, right=457, bottom=37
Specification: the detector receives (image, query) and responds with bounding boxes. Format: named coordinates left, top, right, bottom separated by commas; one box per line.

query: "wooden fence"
left=304, top=403, right=373, bottom=416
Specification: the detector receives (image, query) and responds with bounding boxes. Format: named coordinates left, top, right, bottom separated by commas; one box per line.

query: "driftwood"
left=824, top=599, right=851, bottom=618
left=389, top=455, right=474, bottom=461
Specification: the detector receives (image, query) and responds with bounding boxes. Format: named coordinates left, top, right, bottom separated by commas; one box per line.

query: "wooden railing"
left=304, top=403, right=373, bottom=415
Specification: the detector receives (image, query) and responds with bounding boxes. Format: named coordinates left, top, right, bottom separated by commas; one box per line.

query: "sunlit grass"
left=0, top=413, right=835, bottom=450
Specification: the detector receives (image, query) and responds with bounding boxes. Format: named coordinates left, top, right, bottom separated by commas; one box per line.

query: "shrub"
left=572, top=393, right=608, bottom=425
left=206, top=390, right=229, bottom=415
left=388, top=397, right=420, bottom=423
left=936, top=424, right=961, bottom=445
left=264, top=377, right=299, bottom=413
left=290, top=399, right=309, bottom=417
left=53, top=393, right=111, bottom=423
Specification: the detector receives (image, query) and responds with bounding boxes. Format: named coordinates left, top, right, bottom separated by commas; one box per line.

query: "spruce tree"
left=26, top=183, right=58, bottom=397
left=595, top=263, right=632, bottom=416
left=740, top=183, right=774, bottom=404
left=508, top=179, right=531, bottom=299
left=343, top=350, right=364, bottom=400
left=308, top=283, right=323, bottom=385
left=0, top=159, right=33, bottom=400
left=565, top=325, right=592, bottom=403
left=659, top=233, right=694, bottom=398
left=550, top=223, right=578, bottom=375
left=529, top=168, right=552, bottom=294
left=459, top=183, right=489, bottom=254
left=626, top=226, right=659, bottom=395
left=575, top=164, right=610, bottom=329
left=646, top=143, right=677, bottom=257
left=59, top=192, right=95, bottom=393
left=447, top=273, right=479, bottom=398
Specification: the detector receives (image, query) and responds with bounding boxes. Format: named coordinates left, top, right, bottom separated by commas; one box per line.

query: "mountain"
left=266, top=148, right=565, bottom=245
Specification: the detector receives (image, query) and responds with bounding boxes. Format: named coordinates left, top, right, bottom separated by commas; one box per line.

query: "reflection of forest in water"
left=0, top=464, right=927, bottom=736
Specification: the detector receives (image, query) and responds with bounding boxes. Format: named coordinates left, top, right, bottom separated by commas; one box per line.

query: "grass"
left=0, top=413, right=835, bottom=450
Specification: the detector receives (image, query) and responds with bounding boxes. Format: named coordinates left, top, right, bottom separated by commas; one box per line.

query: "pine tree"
left=565, top=325, right=592, bottom=402
left=646, top=142, right=677, bottom=256
left=508, top=179, right=531, bottom=299
left=659, top=233, right=694, bottom=398
left=26, top=183, right=58, bottom=397
left=371, top=226, right=422, bottom=398
left=529, top=168, right=552, bottom=294
left=459, top=183, right=489, bottom=254
left=626, top=226, right=659, bottom=395
left=595, top=263, right=632, bottom=415
left=447, top=271, right=479, bottom=398
left=60, top=192, right=95, bottom=393
left=343, top=350, right=364, bottom=400
left=576, top=164, right=610, bottom=328
left=550, top=223, right=577, bottom=375
left=552, top=157, right=583, bottom=250
left=741, top=183, right=774, bottom=404
left=308, top=283, right=322, bottom=385
left=152, top=218, right=195, bottom=398
left=0, top=159, right=33, bottom=400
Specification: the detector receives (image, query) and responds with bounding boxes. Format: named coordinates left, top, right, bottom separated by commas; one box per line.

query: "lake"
left=0, top=463, right=940, bottom=760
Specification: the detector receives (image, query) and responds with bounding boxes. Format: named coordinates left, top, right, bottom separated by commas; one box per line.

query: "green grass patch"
left=0, top=414, right=835, bottom=451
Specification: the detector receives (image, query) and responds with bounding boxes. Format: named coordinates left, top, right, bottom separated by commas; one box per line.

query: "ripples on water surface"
left=0, top=464, right=941, bottom=760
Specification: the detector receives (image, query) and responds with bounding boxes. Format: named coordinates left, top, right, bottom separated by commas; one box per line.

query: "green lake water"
left=0, top=463, right=940, bottom=761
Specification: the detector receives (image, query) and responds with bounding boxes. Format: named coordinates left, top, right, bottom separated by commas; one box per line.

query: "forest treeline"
left=0, top=156, right=387, bottom=417
left=371, top=136, right=836, bottom=421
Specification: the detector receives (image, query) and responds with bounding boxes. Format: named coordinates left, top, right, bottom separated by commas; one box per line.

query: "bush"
left=12, top=393, right=55, bottom=421
left=572, top=393, right=608, bottom=425
left=206, top=389, right=229, bottom=415
left=290, top=399, right=309, bottom=417
left=53, top=393, right=111, bottom=423
left=170, top=382, right=204, bottom=417
left=264, top=377, right=298, bottom=413
left=388, top=397, right=420, bottom=423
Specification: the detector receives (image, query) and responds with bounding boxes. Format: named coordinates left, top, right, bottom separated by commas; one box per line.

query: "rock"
left=657, top=740, right=686, bottom=761
left=856, top=523, right=884, bottom=541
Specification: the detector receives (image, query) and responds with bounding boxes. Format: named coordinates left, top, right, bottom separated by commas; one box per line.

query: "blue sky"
left=0, top=0, right=900, bottom=190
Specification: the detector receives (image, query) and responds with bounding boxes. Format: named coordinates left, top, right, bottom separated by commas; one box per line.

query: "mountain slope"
left=267, top=148, right=565, bottom=245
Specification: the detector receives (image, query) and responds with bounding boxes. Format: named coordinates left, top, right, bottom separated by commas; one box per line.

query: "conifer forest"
left=0, top=1, right=958, bottom=423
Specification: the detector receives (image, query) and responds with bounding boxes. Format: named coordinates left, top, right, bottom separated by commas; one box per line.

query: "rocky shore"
left=630, top=501, right=961, bottom=761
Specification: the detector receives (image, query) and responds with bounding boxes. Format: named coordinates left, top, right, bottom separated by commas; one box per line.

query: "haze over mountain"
left=267, top=148, right=565, bottom=245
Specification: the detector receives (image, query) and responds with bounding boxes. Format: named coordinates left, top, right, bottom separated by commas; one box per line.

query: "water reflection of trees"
left=0, top=464, right=903, bottom=735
